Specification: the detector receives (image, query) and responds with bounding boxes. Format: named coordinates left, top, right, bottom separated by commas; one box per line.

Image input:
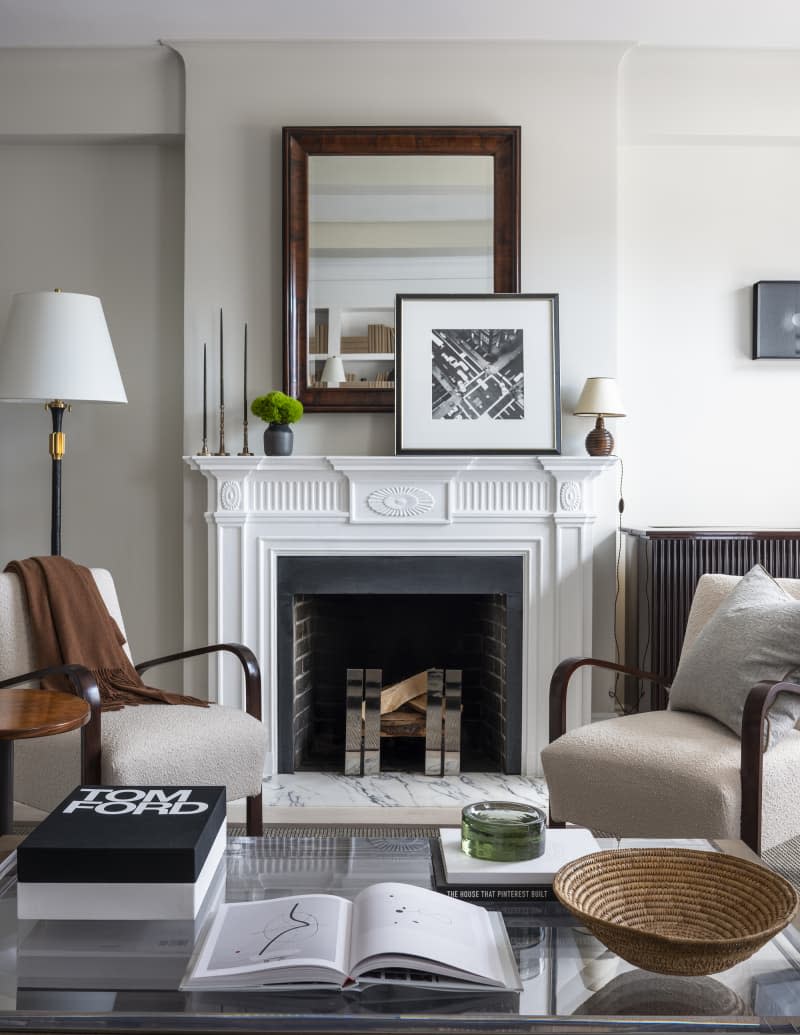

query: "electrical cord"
left=609, top=454, right=645, bottom=714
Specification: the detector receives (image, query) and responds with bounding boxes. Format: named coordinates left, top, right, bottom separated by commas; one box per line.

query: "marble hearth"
left=186, top=455, right=615, bottom=784
left=252, top=772, right=549, bottom=825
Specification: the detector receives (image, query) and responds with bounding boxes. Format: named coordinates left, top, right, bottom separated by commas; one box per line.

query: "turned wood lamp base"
left=585, top=415, right=614, bottom=457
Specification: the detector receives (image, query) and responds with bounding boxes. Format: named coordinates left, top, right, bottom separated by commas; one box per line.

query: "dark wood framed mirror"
left=283, top=126, right=520, bottom=413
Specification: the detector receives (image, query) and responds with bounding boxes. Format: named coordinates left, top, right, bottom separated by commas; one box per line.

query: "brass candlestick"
left=238, top=417, right=252, bottom=456
left=216, top=404, right=229, bottom=457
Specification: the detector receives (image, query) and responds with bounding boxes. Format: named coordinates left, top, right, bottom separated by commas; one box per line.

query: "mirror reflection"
left=307, top=155, right=494, bottom=392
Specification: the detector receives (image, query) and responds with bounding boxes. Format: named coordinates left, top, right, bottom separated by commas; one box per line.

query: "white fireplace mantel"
left=186, top=454, right=616, bottom=777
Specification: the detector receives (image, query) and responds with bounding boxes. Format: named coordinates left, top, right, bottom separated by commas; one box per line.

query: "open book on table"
left=181, top=881, right=521, bottom=992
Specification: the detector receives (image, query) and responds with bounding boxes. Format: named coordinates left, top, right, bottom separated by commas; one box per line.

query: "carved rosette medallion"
left=220, top=480, right=242, bottom=511
left=366, top=485, right=435, bottom=518
left=559, top=481, right=581, bottom=512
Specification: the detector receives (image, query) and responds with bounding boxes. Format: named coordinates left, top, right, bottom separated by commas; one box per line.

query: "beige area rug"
left=228, top=823, right=442, bottom=837
left=763, top=835, right=800, bottom=893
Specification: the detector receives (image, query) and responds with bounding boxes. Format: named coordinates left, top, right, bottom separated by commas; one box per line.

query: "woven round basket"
left=552, top=848, right=799, bottom=976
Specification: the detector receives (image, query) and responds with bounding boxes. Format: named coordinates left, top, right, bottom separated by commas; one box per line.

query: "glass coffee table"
left=0, top=835, right=798, bottom=1032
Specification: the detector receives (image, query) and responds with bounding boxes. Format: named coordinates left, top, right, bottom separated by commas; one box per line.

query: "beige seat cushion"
left=14, top=702, right=267, bottom=813
left=541, top=710, right=800, bottom=851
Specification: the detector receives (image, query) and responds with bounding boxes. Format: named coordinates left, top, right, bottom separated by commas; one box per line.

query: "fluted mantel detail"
left=186, top=455, right=615, bottom=523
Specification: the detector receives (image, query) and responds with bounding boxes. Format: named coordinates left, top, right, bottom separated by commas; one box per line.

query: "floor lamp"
left=0, top=290, right=127, bottom=555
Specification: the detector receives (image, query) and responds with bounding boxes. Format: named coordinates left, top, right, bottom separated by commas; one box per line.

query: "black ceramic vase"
left=263, top=423, right=294, bottom=456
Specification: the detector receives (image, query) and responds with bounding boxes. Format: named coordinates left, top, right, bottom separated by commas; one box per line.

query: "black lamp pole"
left=47, top=400, right=68, bottom=556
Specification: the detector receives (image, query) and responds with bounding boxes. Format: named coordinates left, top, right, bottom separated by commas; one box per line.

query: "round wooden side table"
left=0, top=689, right=91, bottom=834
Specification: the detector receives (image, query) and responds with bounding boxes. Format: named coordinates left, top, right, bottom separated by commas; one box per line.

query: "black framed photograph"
left=395, top=293, right=561, bottom=455
left=753, top=281, right=800, bottom=358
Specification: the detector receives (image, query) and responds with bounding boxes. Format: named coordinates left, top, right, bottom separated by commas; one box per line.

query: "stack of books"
left=366, top=324, right=395, bottom=353
left=16, top=785, right=227, bottom=921
left=309, top=323, right=329, bottom=354
left=431, top=826, right=599, bottom=903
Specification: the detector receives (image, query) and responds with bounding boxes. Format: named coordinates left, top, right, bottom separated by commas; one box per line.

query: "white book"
left=18, top=859, right=227, bottom=990
left=438, top=827, right=599, bottom=885
left=181, top=881, right=521, bottom=992
left=17, top=823, right=227, bottom=921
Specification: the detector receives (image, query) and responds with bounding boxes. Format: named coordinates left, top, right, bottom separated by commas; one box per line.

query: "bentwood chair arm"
left=549, top=657, right=670, bottom=743
left=0, top=664, right=102, bottom=784
left=740, top=679, right=800, bottom=855
left=135, top=643, right=262, bottom=721
left=136, top=644, right=264, bottom=837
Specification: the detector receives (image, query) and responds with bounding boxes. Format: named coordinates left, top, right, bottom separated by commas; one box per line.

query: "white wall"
left=0, top=48, right=185, bottom=664
left=0, top=46, right=183, bottom=137
left=173, top=40, right=625, bottom=709
left=620, top=47, right=800, bottom=528
left=174, top=41, right=624, bottom=452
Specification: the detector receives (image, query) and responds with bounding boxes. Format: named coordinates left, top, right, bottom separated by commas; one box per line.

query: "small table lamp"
left=573, top=377, right=626, bottom=456
left=321, top=356, right=346, bottom=387
left=0, top=290, right=127, bottom=555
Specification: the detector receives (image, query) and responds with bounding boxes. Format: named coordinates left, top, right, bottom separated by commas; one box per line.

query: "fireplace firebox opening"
left=277, top=556, right=523, bottom=774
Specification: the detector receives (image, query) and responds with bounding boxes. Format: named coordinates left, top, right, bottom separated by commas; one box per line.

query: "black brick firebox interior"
left=276, top=556, right=523, bottom=774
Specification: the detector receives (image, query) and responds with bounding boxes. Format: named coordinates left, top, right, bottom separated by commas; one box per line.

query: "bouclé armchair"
left=542, top=573, right=800, bottom=854
left=0, top=568, right=266, bottom=835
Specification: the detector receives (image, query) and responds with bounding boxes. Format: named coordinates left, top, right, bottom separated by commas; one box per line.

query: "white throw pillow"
left=668, top=564, right=800, bottom=748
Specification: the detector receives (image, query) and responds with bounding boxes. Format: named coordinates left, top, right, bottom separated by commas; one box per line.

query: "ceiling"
left=2, top=0, right=800, bottom=49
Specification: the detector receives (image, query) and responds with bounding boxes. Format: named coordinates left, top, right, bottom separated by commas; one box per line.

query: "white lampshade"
left=573, top=377, right=625, bottom=417
left=0, top=290, right=127, bottom=403
left=320, top=355, right=346, bottom=387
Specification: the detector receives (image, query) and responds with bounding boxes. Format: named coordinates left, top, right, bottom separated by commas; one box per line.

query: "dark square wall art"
left=753, top=281, right=800, bottom=359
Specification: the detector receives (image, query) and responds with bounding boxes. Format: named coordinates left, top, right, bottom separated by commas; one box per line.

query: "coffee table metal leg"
left=0, top=741, right=13, bottom=835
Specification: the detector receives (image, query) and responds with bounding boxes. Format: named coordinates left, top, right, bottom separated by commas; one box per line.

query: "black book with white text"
left=431, top=839, right=558, bottom=903
left=17, top=785, right=226, bottom=920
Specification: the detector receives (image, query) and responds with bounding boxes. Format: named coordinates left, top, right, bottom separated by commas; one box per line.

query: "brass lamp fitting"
left=46, top=400, right=70, bottom=460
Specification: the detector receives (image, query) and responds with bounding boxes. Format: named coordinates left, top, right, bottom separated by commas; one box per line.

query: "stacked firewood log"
left=379, top=671, right=428, bottom=738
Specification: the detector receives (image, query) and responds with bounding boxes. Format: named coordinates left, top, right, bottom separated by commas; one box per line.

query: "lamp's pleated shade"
left=0, top=291, right=127, bottom=403
left=573, top=376, right=625, bottom=417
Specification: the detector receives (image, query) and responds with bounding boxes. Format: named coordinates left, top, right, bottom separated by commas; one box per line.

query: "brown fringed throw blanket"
left=5, top=556, right=207, bottom=710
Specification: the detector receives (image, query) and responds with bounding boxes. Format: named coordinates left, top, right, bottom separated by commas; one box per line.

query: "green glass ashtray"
left=461, top=800, right=546, bottom=862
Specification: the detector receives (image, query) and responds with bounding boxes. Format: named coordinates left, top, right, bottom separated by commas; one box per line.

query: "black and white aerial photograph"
left=396, top=293, right=560, bottom=455
left=431, top=328, right=525, bottom=420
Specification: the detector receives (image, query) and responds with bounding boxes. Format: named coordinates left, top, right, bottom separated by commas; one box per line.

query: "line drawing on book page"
left=259, top=902, right=319, bottom=956
left=208, top=896, right=342, bottom=969
left=386, top=889, right=454, bottom=929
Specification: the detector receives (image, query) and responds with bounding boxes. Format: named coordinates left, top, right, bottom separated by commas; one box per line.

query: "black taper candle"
left=243, top=323, right=248, bottom=418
